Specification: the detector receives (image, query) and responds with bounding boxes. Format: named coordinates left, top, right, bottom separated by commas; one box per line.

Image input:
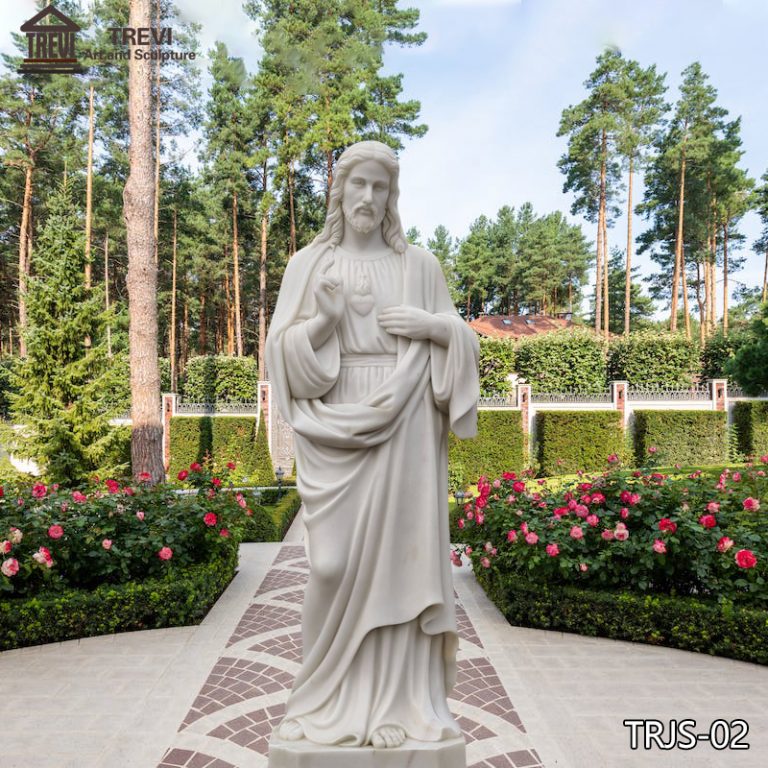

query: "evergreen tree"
left=593, top=248, right=655, bottom=334
left=755, top=170, right=768, bottom=304
left=4, top=183, right=125, bottom=485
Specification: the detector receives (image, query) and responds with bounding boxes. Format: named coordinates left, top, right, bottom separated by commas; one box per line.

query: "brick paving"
left=159, top=545, right=543, bottom=767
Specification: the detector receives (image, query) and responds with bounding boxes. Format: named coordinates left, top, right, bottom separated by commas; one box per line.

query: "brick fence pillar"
left=162, top=393, right=176, bottom=475
left=258, top=381, right=271, bottom=450
left=517, top=383, right=531, bottom=437
left=610, top=380, right=628, bottom=427
left=711, top=379, right=727, bottom=412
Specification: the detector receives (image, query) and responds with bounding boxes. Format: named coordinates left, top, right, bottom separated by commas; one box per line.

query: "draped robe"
left=265, top=241, right=479, bottom=746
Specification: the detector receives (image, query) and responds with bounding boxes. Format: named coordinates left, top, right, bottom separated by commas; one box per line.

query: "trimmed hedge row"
left=168, top=416, right=274, bottom=483
left=733, top=401, right=768, bottom=458
left=633, top=410, right=727, bottom=466
left=476, top=568, right=768, bottom=665
left=535, top=410, right=624, bottom=475
left=183, top=355, right=259, bottom=403
left=240, top=489, right=303, bottom=542
left=0, top=549, right=238, bottom=651
left=449, top=410, right=525, bottom=489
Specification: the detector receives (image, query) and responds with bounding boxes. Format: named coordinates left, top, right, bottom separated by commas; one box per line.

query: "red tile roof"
left=469, top=314, right=573, bottom=339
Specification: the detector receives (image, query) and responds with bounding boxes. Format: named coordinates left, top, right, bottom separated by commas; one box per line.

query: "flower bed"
left=452, top=455, right=768, bottom=661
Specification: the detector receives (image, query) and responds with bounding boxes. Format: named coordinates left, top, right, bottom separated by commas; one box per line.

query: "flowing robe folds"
left=265, top=242, right=479, bottom=746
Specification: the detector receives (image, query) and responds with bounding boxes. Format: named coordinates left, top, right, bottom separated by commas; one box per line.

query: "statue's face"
left=341, top=159, right=390, bottom=235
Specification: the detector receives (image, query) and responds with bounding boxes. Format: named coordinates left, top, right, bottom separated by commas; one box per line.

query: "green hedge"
left=169, top=416, right=274, bottom=483
left=449, top=410, right=525, bottom=488
left=183, top=355, right=259, bottom=402
left=0, top=549, right=237, bottom=651
left=479, top=338, right=516, bottom=396
left=607, top=331, right=699, bottom=387
left=535, top=410, right=624, bottom=475
left=633, top=410, right=727, bottom=466
left=476, top=569, right=768, bottom=665
left=733, top=401, right=768, bottom=459
left=239, top=489, right=302, bottom=542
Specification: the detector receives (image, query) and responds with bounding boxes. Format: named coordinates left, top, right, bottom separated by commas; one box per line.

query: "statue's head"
left=313, top=141, right=408, bottom=254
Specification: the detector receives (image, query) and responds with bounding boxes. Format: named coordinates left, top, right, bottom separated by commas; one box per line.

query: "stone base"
left=267, top=735, right=466, bottom=768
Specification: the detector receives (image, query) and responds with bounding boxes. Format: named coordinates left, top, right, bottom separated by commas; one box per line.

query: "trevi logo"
left=19, top=4, right=84, bottom=75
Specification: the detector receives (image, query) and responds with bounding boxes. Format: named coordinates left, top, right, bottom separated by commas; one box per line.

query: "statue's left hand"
left=378, top=306, right=441, bottom=341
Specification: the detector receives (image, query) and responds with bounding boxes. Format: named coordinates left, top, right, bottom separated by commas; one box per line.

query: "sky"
left=2, top=0, right=768, bottom=318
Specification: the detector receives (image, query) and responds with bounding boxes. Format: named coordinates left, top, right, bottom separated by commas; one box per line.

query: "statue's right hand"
left=313, top=257, right=345, bottom=325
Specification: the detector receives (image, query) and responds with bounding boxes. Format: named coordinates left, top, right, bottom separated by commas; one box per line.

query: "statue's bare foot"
left=278, top=720, right=305, bottom=741
left=371, top=725, right=406, bottom=748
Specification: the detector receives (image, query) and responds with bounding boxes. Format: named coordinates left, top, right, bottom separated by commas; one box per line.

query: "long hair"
left=312, top=141, right=408, bottom=255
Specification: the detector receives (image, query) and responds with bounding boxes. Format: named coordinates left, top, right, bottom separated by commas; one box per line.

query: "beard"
left=342, top=200, right=385, bottom=235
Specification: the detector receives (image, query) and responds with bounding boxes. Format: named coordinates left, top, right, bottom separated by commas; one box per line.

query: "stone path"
left=1, top=515, right=768, bottom=768
left=157, top=543, right=541, bottom=768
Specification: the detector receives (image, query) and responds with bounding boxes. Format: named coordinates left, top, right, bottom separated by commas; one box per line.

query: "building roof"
left=468, top=314, right=573, bottom=339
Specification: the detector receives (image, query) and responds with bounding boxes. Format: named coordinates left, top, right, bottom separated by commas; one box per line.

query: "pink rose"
left=525, top=532, right=539, bottom=545
left=732, top=472, right=742, bottom=482
left=466, top=510, right=474, bottom=520
left=706, top=501, right=720, bottom=514
left=760, top=455, right=768, bottom=464
left=1, top=558, right=19, bottom=577
left=236, top=493, right=247, bottom=509
left=492, top=479, right=501, bottom=489
left=72, top=491, right=87, bottom=503
left=653, top=539, right=667, bottom=554
left=601, top=529, right=614, bottom=541
left=620, top=507, right=629, bottom=520
left=507, top=529, right=517, bottom=542
left=204, top=512, right=218, bottom=527
left=190, top=462, right=202, bottom=472
left=47, top=524, right=63, bottom=540
left=735, top=549, right=757, bottom=569
left=607, top=454, right=619, bottom=463
left=32, top=483, right=47, bottom=499
left=32, top=546, right=53, bottom=568
left=450, top=552, right=462, bottom=567
left=1, top=540, right=10, bottom=554
left=177, top=470, right=189, bottom=481
left=716, top=536, right=734, bottom=553
left=476, top=512, right=485, bottom=525
left=158, top=546, right=173, bottom=561
left=648, top=445, right=658, bottom=454
left=619, top=490, right=631, bottom=504
left=699, top=514, right=717, bottom=529
left=484, top=541, right=493, bottom=553
left=743, top=497, right=760, bottom=512
left=206, top=488, right=216, bottom=500
left=136, top=510, right=145, bottom=521
left=102, top=539, right=113, bottom=550
left=464, top=546, right=473, bottom=555
left=591, top=493, right=606, bottom=505
left=480, top=556, right=491, bottom=569
left=586, top=514, right=599, bottom=527
left=567, top=499, right=577, bottom=510
left=546, top=543, right=560, bottom=557
left=614, top=523, right=629, bottom=541
left=219, top=528, right=230, bottom=538
left=575, top=504, right=589, bottom=518
left=9, top=527, right=22, bottom=544
left=579, top=562, right=589, bottom=572
left=569, top=526, right=584, bottom=540
left=457, top=518, right=465, bottom=529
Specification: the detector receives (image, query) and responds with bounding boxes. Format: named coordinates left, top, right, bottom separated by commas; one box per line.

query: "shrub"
left=700, top=331, right=748, bottom=381
left=449, top=410, right=525, bottom=488
left=535, top=410, right=624, bottom=475
left=455, top=464, right=767, bottom=609
left=725, top=302, right=768, bottom=395
left=607, top=331, right=699, bottom=387
left=0, top=550, right=237, bottom=651
left=633, top=410, right=727, bottom=466
left=478, top=338, right=516, bottom=396
left=252, top=413, right=276, bottom=486
left=733, top=402, right=768, bottom=459
left=183, top=355, right=259, bottom=402
left=514, top=329, right=607, bottom=393
left=0, top=357, right=18, bottom=418
left=476, top=570, right=768, bottom=665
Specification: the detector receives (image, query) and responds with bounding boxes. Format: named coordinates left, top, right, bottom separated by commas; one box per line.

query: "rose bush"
left=0, top=462, right=253, bottom=597
left=454, top=458, right=767, bottom=606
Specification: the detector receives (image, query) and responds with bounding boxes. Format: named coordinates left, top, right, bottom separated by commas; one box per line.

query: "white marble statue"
left=265, top=140, right=479, bottom=758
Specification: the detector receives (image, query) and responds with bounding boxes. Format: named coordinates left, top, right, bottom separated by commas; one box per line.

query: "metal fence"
left=531, top=391, right=612, bottom=404
left=627, top=385, right=711, bottom=402
left=175, top=401, right=262, bottom=415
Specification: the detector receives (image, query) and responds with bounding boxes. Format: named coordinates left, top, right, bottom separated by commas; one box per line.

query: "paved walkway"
left=1, top=515, right=767, bottom=768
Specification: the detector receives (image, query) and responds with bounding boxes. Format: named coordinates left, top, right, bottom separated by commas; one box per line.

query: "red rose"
left=0, top=486, right=5, bottom=498
left=512, top=481, right=525, bottom=494
left=177, top=470, right=189, bottom=481
left=204, top=512, right=218, bottom=527
left=47, top=524, right=64, bottom=539
left=190, top=462, right=202, bottom=472
left=502, top=472, right=516, bottom=480
left=106, top=479, right=120, bottom=494
left=226, top=462, right=236, bottom=470
left=158, top=546, right=173, bottom=561
left=211, top=477, right=222, bottom=488
left=735, top=549, right=757, bottom=569
left=658, top=518, right=677, bottom=534
left=219, top=528, right=230, bottom=538
left=32, top=483, right=47, bottom=499
left=698, top=514, right=717, bottom=529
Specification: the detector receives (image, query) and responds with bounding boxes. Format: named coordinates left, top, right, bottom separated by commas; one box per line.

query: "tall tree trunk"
left=259, top=201, right=269, bottom=380
left=18, top=165, right=33, bottom=357
left=105, top=234, right=112, bottom=357
left=722, top=221, right=729, bottom=336
left=682, top=252, right=691, bottom=340
left=125, top=0, right=163, bottom=482
left=602, top=211, right=609, bottom=339
left=152, top=0, right=162, bottom=266
left=671, top=139, right=687, bottom=332
left=696, top=261, right=705, bottom=346
left=224, top=255, right=234, bottom=356
left=199, top=292, right=207, bottom=354
left=232, top=191, right=243, bottom=356
left=170, top=208, right=177, bottom=392
left=85, top=83, right=95, bottom=290
left=594, top=209, right=603, bottom=334
left=709, top=223, right=717, bottom=335
left=624, top=156, right=633, bottom=336
left=182, top=288, right=189, bottom=369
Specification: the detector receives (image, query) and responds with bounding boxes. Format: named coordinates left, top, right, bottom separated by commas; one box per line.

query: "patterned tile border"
left=159, top=546, right=544, bottom=767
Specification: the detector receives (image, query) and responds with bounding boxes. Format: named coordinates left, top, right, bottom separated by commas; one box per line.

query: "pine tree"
left=755, top=171, right=768, bottom=304
left=5, top=183, right=126, bottom=485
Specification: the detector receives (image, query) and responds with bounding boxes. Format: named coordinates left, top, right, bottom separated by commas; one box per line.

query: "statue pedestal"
left=268, top=736, right=466, bottom=768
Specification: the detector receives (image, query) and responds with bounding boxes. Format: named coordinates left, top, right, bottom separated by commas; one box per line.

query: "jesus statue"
left=265, top=140, right=479, bottom=759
